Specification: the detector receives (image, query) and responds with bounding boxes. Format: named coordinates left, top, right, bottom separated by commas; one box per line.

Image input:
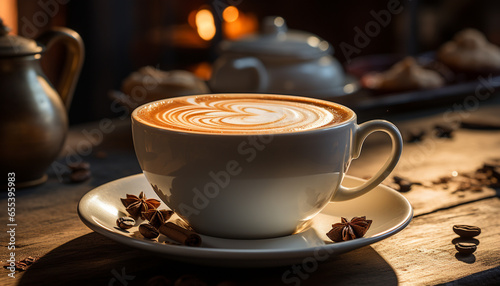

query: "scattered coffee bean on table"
left=393, top=176, right=420, bottom=192
left=68, top=161, right=91, bottom=171
left=146, top=275, right=172, bottom=286
left=434, top=124, right=454, bottom=138
left=453, top=225, right=481, bottom=238
left=406, top=129, right=426, bottom=143
left=65, top=161, right=92, bottom=183
left=70, top=169, right=91, bottom=183
left=174, top=275, right=208, bottom=286
left=94, top=150, right=108, bottom=159
left=455, top=242, right=477, bottom=255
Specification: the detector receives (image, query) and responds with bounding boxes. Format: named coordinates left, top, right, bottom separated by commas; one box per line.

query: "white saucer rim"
left=77, top=173, right=412, bottom=260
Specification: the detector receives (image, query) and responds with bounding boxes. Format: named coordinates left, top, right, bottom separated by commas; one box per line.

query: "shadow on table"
left=18, top=233, right=398, bottom=286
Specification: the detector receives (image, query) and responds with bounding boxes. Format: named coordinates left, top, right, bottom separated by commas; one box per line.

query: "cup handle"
left=331, top=120, right=403, bottom=202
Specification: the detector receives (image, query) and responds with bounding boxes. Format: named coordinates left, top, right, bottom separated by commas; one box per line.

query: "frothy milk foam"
left=134, top=94, right=352, bottom=134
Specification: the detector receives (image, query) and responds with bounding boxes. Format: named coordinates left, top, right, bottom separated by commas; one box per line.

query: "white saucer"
left=77, top=174, right=412, bottom=267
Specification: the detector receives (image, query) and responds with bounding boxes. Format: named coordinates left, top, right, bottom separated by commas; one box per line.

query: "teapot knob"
left=262, top=16, right=287, bottom=35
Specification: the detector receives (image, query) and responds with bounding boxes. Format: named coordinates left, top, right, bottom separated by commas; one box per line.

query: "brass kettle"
left=0, top=19, right=84, bottom=187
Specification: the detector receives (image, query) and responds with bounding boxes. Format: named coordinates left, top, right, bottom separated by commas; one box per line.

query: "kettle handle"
left=231, top=57, right=269, bottom=92
left=210, top=57, right=269, bottom=93
left=36, top=27, right=84, bottom=110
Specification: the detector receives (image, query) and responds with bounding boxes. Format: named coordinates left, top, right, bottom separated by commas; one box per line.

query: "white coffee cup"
left=132, top=94, right=403, bottom=239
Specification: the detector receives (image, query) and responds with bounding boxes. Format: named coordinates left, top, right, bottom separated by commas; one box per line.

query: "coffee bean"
left=70, top=169, right=91, bottom=183
left=174, top=275, right=207, bottom=286
left=146, top=275, right=172, bottom=286
left=434, top=124, right=454, bottom=138
left=455, top=242, right=477, bottom=255
left=116, top=217, right=135, bottom=229
left=216, top=281, right=238, bottom=286
left=393, top=176, right=413, bottom=192
left=94, top=150, right=108, bottom=159
left=393, top=176, right=421, bottom=192
left=453, top=225, right=481, bottom=238
left=139, top=223, right=159, bottom=239
left=406, top=129, right=425, bottom=143
left=68, top=161, right=90, bottom=171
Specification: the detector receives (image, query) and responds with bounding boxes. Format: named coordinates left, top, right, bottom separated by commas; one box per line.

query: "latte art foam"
left=135, top=95, right=351, bottom=134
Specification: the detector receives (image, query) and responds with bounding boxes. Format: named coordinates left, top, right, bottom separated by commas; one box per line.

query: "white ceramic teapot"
left=209, top=16, right=356, bottom=97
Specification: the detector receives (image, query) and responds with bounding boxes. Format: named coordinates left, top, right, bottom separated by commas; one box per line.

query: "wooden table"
left=1, top=95, right=500, bottom=286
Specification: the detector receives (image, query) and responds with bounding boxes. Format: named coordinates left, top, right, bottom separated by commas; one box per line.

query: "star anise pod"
left=143, top=208, right=174, bottom=228
left=120, top=192, right=161, bottom=220
left=326, top=216, right=373, bottom=242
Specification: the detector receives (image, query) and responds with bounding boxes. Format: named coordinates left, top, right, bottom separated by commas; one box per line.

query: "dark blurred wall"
left=15, top=0, right=500, bottom=125
left=66, top=0, right=135, bottom=125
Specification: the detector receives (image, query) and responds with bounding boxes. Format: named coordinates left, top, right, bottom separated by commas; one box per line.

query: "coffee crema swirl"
left=135, top=95, right=351, bottom=134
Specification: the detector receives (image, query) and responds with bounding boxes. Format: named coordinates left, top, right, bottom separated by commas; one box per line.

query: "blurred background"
left=1, top=0, right=499, bottom=125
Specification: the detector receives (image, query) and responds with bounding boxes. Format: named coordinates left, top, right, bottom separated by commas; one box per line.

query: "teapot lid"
left=219, top=16, right=332, bottom=59
left=0, top=18, right=44, bottom=57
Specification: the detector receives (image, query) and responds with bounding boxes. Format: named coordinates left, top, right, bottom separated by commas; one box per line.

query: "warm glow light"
left=191, top=62, right=212, bottom=81
left=222, top=6, right=239, bottom=23
left=195, top=9, right=216, bottom=41
left=223, top=12, right=258, bottom=40
left=0, top=0, right=18, bottom=34
left=188, top=10, right=197, bottom=29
